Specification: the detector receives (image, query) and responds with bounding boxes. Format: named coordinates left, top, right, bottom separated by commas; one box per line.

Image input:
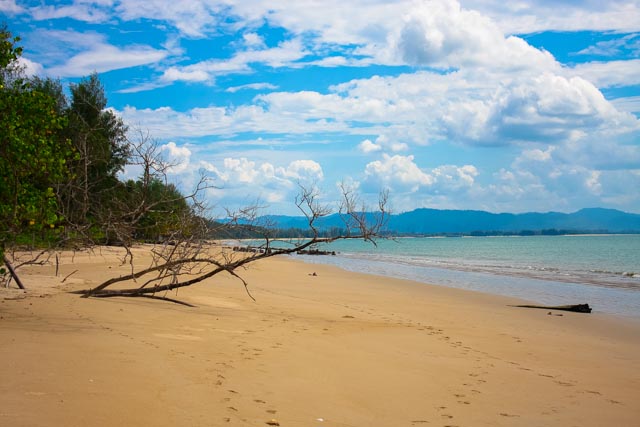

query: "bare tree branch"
left=76, top=180, right=389, bottom=303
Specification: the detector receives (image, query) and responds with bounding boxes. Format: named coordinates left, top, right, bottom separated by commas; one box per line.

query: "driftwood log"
left=511, top=303, right=592, bottom=313
left=3, top=256, right=26, bottom=290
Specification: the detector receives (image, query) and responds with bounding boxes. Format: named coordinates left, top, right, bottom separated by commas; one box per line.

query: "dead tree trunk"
left=3, top=255, right=25, bottom=290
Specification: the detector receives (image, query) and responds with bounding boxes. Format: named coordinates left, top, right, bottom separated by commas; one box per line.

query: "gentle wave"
left=295, top=252, right=640, bottom=317
left=336, top=250, right=640, bottom=291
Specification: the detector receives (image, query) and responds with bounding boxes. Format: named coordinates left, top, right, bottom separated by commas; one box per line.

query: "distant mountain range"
left=259, top=208, right=640, bottom=235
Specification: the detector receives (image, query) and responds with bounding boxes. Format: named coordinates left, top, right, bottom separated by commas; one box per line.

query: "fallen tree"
left=76, top=184, right=389, bottom=302
left=71, top=134, right=390, bottom=303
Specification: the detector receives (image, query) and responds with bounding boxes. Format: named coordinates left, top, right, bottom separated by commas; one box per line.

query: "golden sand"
left=1, top=246, right=639, bottom=426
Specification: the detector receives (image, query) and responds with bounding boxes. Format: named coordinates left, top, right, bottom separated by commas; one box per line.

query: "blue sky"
left=3, top=0, right=640, bottom=215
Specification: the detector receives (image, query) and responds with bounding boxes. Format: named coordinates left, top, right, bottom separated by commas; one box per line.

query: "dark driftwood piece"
left=511, top=303, right=592, bottom=313
left=3, top=256, right=26, bottom=290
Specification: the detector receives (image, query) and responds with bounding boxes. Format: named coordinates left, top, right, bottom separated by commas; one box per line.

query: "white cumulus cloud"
left=394, top=1, right=557, bottom=71
left=364, top=154, right=434, bottom=192
left=161, top=142, right=192, bottom=173
left=17, top=56, right=43, bottom=76
left=358, top=139, right=382, bottom=154
left=278, top=159, right=324, bottom=182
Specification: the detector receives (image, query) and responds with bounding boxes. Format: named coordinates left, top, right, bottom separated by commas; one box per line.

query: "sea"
left=290, top=234, right=640, bottom=318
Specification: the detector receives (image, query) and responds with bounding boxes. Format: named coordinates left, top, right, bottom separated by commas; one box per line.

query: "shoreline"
left=2, top=246, right=639, bottom=426
left=294, top=252, right=640, bottom=319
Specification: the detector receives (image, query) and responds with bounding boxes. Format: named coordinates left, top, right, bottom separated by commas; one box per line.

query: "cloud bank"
left=8, top=0, right=640, bottom=214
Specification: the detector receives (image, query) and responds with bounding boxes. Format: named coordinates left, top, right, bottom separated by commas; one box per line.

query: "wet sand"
left=1, top=246, right=639, bottom=426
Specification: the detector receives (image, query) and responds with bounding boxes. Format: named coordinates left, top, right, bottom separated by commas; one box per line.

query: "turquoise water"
left=294, top=235, right=640, bottom=318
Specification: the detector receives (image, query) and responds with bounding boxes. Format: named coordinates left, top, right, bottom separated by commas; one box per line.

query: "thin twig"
left=62, top=269, right=79, bottom=283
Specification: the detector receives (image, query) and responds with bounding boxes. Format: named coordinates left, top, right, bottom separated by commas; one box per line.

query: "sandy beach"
left=1, top=246, right=639, bottom=427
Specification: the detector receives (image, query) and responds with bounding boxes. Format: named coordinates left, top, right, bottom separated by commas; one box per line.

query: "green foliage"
left=0, top=28, right=75, bottom=261
left=30, top=76, right=68, bottom=115
left=68, top=73, right=128, bottom=179
left=0, top=25, right=22, bottom=85
left=60, top=72, right=129, bottom=226
left=1, top=27, right=198, bottom=261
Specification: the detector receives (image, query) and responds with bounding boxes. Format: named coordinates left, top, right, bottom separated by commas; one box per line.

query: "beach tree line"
left=1, top=27, right=389, bottom=301
left=1, top=27, right=199, bottom=248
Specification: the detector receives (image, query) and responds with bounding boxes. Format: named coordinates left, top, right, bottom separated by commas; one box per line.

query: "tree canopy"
left=0, top=27, right=194, bottom=262
left=0, top=27, right=74, bottom=261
